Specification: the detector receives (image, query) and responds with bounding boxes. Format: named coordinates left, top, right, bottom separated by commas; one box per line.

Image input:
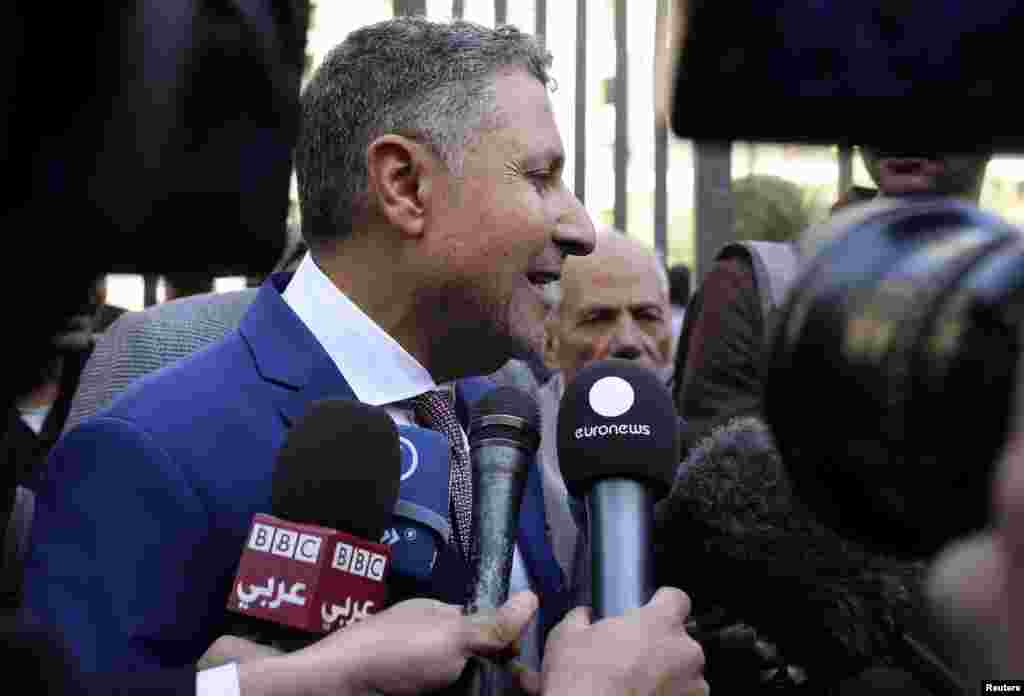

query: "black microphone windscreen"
left=654, top=416, right=938, bottom=679
left=469, top=385, right=541, bottom=448
left=557, top=359, right=680, bottom=497
left=271, top=399, right=401, bottom=542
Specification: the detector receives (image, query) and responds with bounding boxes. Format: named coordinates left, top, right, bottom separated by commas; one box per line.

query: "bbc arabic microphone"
left=226, top=399, right=402, bottom=651
left=460, top=386, right=541, bottom=696
left=557, top=359, right=680, bottom=620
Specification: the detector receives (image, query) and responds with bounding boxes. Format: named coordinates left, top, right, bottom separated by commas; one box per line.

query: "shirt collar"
left=550, top=371, right=566, bottom=403
left=282, top=251, right=451, bottom=406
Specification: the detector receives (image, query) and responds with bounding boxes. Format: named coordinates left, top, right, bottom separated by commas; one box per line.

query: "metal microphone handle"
left=467, top=440, right=531, bottom=612
left=464, top=439, right=533, bottom=696
left=587, top=478, right=656, bottom=621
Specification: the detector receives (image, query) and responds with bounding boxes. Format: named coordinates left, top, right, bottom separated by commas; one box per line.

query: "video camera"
left=669, top=0, right=1022, bottom=153
left=667, top=0, right=1024, bottom=557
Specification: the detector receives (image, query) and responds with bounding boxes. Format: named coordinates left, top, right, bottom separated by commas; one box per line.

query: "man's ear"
left=366, top=135, right=437, bottom=239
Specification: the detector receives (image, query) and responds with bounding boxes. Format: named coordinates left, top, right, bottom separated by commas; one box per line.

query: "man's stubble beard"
left=418, top=278, right=541, bottom=380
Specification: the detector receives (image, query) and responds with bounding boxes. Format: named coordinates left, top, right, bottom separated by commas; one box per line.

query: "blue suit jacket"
left=22, top=274, right=571, bottom=672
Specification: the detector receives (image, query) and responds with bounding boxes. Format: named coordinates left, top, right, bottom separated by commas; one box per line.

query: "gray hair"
left=295, top=16, right=553, bottom=247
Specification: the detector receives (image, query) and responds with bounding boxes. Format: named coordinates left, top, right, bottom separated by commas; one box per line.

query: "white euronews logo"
left=576, top=375, right=652, bottom=440
left=574, top=423, right=652, bottom=439
left=588, top=376, right=635, bottom=418
left=248, top=523, right=323, bottom=565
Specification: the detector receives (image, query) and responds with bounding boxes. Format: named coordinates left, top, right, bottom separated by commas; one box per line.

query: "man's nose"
left=608, top=318, right=645, bottom=361
left=553, top=190, right=596, bottom=258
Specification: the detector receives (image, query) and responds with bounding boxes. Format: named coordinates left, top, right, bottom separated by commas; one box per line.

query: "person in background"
left=539, top=226, right=675, bottom=606
left=163, top=272, right=216, bottom=301
left=667, top=262, right=691, bottom=362
left=6, top=355, right=63, bottom=483
left=90, top=276, right=127, bottom=334
left=859, top=148, right=991, bottom=203
left=673, top=148, right=991, bottom=449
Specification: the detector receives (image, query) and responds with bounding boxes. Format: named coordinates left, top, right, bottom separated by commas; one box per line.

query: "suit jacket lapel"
left=239, top=273, right=357, bottom=427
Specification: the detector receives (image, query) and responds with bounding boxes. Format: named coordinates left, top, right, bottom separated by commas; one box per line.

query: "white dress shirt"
left=197, top=664, right=239, bottom=696
left=17, top=403, right=51, bottom=435
left=284, top=253, right=541, bottom=665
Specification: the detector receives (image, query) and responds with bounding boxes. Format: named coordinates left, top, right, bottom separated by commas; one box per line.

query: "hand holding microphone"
left=225, top=399, right=403, bottom=651
left=542, top=588, right=707, bottom=696
left=557, top=358, right=680, bottom=619
left=214, top=591, right=541, bottom=696
left=543, top=359, right=708, bottom=696
left=462, top=386, right=542, bottom=695
left=219, top=588, right=708, bottom=696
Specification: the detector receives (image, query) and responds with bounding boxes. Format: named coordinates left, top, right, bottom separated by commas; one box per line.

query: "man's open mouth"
left=526, top=272, right=562, bottom=308
left=527, top=271, right=561, bottom=286
left=880, top=157, right=946, bottom=178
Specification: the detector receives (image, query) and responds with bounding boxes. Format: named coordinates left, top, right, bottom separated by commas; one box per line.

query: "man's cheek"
left=589, top=334, right=614, bottom=362
left=654, top=330, right=674, bottom=364
left=568, top=333, right=612, bottom=371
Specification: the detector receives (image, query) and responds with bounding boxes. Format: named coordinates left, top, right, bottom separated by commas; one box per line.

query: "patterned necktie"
left=411, top=390, right=473, bottom=561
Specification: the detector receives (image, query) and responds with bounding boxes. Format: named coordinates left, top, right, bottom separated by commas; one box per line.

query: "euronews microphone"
left=557, top=359, right=680, bottom=619
left=226, top=399, right=402, bottom=650
left=463, top=386, right=541, bottom=696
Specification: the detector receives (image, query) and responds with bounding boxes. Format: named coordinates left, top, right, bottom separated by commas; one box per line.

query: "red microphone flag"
left=228, top=513, right=391, bottom=633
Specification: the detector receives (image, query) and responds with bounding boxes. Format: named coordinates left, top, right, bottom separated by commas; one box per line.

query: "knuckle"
left=676, top=590, right=692, bottom=619
left=466, top=610, right=517, bottom=649
left=657, top=586, right=691, bottom=620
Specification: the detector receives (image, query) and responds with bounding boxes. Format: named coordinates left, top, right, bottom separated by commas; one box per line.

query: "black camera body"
left=669, top=0, right=1023, bottom=154
left=762, top=196, right=1024, bottom=557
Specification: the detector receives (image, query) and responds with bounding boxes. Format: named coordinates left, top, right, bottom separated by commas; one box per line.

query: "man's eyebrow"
left=576, top=303, right=618, bottom=316
left=631, top=302, right=666, bottom=312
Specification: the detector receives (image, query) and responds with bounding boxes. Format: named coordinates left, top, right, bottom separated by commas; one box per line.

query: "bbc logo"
left=332, top=542, right=387, bottom=582
left=248, top=523, right=323, bottom=565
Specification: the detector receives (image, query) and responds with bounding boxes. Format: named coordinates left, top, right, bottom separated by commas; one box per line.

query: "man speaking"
left=22, top=16, right=596, bottom=674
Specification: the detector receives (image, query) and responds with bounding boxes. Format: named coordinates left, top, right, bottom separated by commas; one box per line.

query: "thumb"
left=198, top=636, right=283, bottom=671
left=462, top=591, right=539, bottom=656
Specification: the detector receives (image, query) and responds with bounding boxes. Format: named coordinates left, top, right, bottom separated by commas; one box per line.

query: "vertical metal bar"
left=614, top=0, right=628, bottom=232
left=694, top=140, right=733, bottom=281
left=574, top=0, right=587, bottom=204
left=494, top=0, right=507, bottom=24
left=838, top=144, right=854, bottom=196
left=452, top=0, right=464, bottom=19
left=144, top=274, right=159, bottom=307
left=393, top=0, right=427, bottom=16
left=535, top=0, right=546, bottom=42
left=653, top=0, right=669, bottom=261
left=654, top=124, right=668, bottom=260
